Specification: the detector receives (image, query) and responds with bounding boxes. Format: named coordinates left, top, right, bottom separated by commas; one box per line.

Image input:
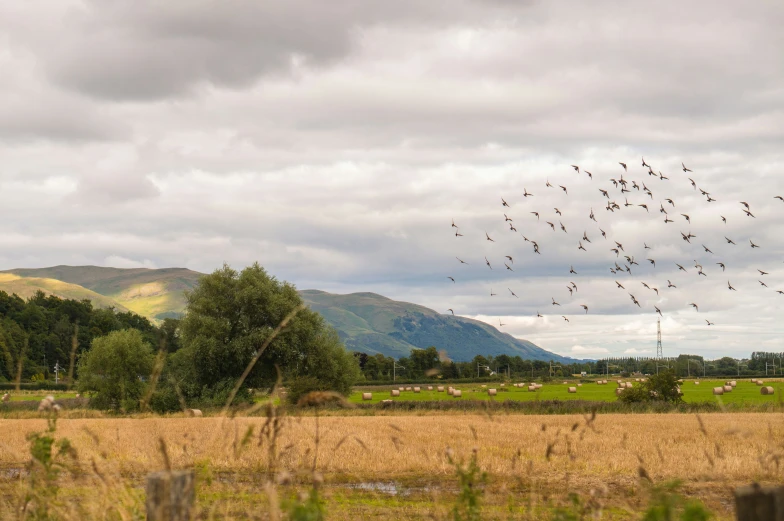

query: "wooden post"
left=146, top=470, right=195, bottom=521
left=735, top=484, right=784, bottom=521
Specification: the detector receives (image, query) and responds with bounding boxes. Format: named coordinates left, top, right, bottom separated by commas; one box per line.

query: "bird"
left=552, top=298, right=561, bottom=306
left=664, top=216, right=674, bottom=223
left=582, top=231, right=591, bottom=243
left=702, top=245, right=713, bottom=254
left=567, top=286, right=573, bottom=296
left=676, top=263, right=687, bottom=272
left=642, top=282, right=651, bottom=290
left=654, top=306, right=662, bottom=317
left=648, top=259, right=656, bottom=267
left=531, top=211, right=540, bottom=220
left=717, top=263, right=726, bottom=271
left=740, top=201, right=750, bottom=210
left=486, top=232, right=495, bottom=242
left=560, top=185, right=568, bottom=194
left=523, top=189, right=533, bottom=197
left=777, top=291, right=784, bottom=295
left=758, top=269, right=768, bottom=276
left=644, top=243, right=652, bottom=250
left=705, top=320, right=714, bottom=326
left=509, top=223, right=517, bottom=231
left=554, top=208, right=562, bottom=215
left=447, top=277, right=455, bottom=283
left=485, top=257, right=492, bottom=269
left=775, top=196, right=784, bottom=201
left=725, top=237, right=736, bottom=245
left=760, top=280, right=768, bottom=288
left=580, top=305, right=588, bottom=314
left=750, top=240, right=760, bottom=249
left=681, top=214, right=690, bottom=223
left=571, top=165, right=579, bottom=172
left=619, top=162, right=627, bottom=171
left=667, top=280, right=676, bottom=288
left=562, top=316, right=570, bottom=323
left=499, top=318, right=505, bottom=327
left=456, top=257, right=468, bottom=264
left=546, top=179, right=553, bottom=188
left=578, top=241, right=586, bottom=251
left=505, top=263, right=514, bottom=271
left=560, top=221, right=567, bottom=233
left=509, top=288, right=519, bottom=298
left=569, top=265, right=577, bottom=275
left=599, top=189, right=609, bottom=198
left=448, top=309, right=454, bottom=315
left=505, top=255, right=513, bottom=263
left=547, top=221, right=555, bottom=230
left=490, top=289, right=496, bottom=296
left=659, top=172, right=668, bottom=181
left=642, top=157, right=650, bottom=167
left=728, top=281, right=736, bottom=291
left=682, top=162, right=692, bottom=172
left=600, top=229, right=607, bottom=239
left=502, top=198, right=510, bottom=207
left=536, top=311, right=543, bottom=318
left=451, top=218, right=457, bottom=228
left=689, top=303, right=699, bottom=311
left=706, top=195, right=716, bottom=203
left=584, top=171, right=593, bottom=179
left=455, top=231, right=463, bottom=237
left=504, top=214, right=513, bottom=222
left=639, top=204, right=649, bottom=212
left=589, top=209, right=597, bottom=222
left=721, top=216, right=727, bottom=224
left=688, top=178, right=697, bottom=190
left=615, top=241, right=624, bottom=251
left=616, top=281, right=625, bottom=289
left=666, top=198, right=675, bottom=207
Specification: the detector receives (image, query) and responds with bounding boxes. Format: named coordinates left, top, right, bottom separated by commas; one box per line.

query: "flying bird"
left=451, top=218, right=457, bottom=228
left=702, top=245, right=713, bottom=254
left=728, top=281, right=736, bottom=291
left=505, top=255, right=513, bottom=263
left=580, top=305, right=588, bottom=314
left=758, top=269, right=768, bottom=276
left=725, top=237, right=736, bottom=245
left=705, top=320, right=714, bottom=326
left=554, top=208, right=562, bottom=215
left=682, top=162, right=692, bottom=172
left=775, top=196, right=784, bottom=201
left=531, top=211, right=540, bottom=220
left=578, top=241, right=586, bottom=251
left=676, top=263, right=687, bottom=272
left=447, top=277, right=455, bottom=283
left=616, top=281, right=625, bottom=289
left=648, top=259, right=656, bottom=267
left=750, top=240, right=760, bottom=248
left=562, top=316, right=570, bottom=323
left=502, top=198, right=510, bottom=207
left=560, top=185, right=568, bottom=194
left=485, top=257, right=492, bottom=269
left=486, top=232, right=495, bottom=242
left=552, top=298, right=561, bottom=306
left=760, top=280, right=768, bottom=288
left=642, top=157, right=649, bottom=168
left=721, top=216, right=727, bottom=224
left=509, top=288, right=519, bottom=298
left=456, top=257, right=468, bottom=264
left=667, top=280, right=676, bottom=288
left=689, top=303, right=699, bottom=311
left=448, top=309, right=454, bottom=315
left=569, top=265, right=577, bottom=275
left=505, top=263, right=514, bottom=271
left=504, top=214, right=513, bottom=222
left=499, top=318, right=505, bottom=327
left=688, top=178, right=696, bottom=189
left=654, top=306, right=662, bottom=317
left=571, top=165, right=580, bottom=172
left=523, top=189, right=533, bottom=197
left=717, top=263, right=726, bottom=271
left=490, top=289, right=496, bottom=296
left=619, top=162, right=627, bottom=171
left=584, top=171, right=593, bottom=179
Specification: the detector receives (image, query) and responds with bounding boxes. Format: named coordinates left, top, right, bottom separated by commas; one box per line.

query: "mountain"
left=0, top=266, right=571, bottom=362
left=3, top=266, right=202, bottom=320
left=0, top=273, right=130, bottom=311
left=300, top=290, right=574, bottom=363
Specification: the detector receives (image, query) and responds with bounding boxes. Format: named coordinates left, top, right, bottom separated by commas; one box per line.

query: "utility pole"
left=53, top=361, right=62, bottom=385
left=393, top=361, right=404, bottom=382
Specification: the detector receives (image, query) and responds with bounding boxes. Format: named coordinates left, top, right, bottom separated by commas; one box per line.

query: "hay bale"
left=751, top=379, right=757, bottom=384
left=568, top=387, right=577, bottom=393
left=678, top=379, right=684, bottom=383
left=617, top=381, right=625, bottom=387
left=413, top=387, right=421, bottom=393
left=635, top=378, right=641, bottom=382
left=447, top=388, right=454, bottom=396
left=488, top=389, right=497, bottom=396
left=625, top=382, right=633, bottom=388
left=437, top=386, right=445, bottom=392
left=405, top=387, right=412, bottom=391
left=615, top=388, right=624, bottom=396
left=186, top=409, right=203, bottom=417
left=694, top=381, right=700, bottom=385
left=528, top=385, right=537, bottom=392
left=391, top=390, right=400, bottom=397
left=362, top=393, right=372, bottom=401
left=500, top=383, right=505, bottom=387
left=427, top=386, right=433, bottom=391
left=761, top=386, right=775, bottom=396
left=756, top=380, right=764, bottom=386
left=723, top=385, right=732, bottom=392
left=481, top=385, right=487, bottom=388
left=452, top=390, right=462, bottom=398
left=398, top=386, right=404, bottom=391
left=577, top=383, right=582, bottom=387
left=563, top=381, right=568, bottom=385
left=713, top=387, right=724, bottom=395
left=1, top=393, right=8, bottom=403
left=730, top=381, right=737, bottom=387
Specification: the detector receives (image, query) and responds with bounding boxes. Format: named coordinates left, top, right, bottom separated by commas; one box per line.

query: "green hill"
left=1, top=266, right=570, bottom=362
left=4, top=266, right=202, bottom=320
left=300, top=290, right=573, bottom=363
left=0, top=273, right=130, bottom=311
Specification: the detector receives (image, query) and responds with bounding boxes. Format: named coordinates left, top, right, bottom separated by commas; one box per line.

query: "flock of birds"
left=446, top=159, right=784, bottom=328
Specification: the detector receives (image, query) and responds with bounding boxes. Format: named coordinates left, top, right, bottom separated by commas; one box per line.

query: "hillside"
left=300, top=290, right=574, bottom=363
left=0, top=273, right=130, bottom=311
left=4, top=266, right=202, bottom=320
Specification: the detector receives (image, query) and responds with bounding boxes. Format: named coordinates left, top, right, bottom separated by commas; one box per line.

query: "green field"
left=3, top=392, right=78, bottom=402
left=349, top=379, right=784, bottom=405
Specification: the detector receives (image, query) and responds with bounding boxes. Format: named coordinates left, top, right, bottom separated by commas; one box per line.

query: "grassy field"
left=1, top=412, right=782, bottom=520
left=350, top=378, right=784, bottom=405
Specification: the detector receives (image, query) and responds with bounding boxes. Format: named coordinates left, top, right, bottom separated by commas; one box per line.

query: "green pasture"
left=349, top=379, right=784, bottom=405
left=1, top=392, right=79, bottom=402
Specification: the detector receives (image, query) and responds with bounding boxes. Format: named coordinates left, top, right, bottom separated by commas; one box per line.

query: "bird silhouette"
left=531, top=211, right=540, bottom=220
left=547, top=221, right=555, bottom=231
left=725, top=237, right=736, bottom=245
left=682, top=162, right=692, bottom=172
left=552, top=298, right=561, bottom=306
left=689, top=303, right=699, bottom=311
left=505, top=255, right=513, bottom=263
left=448, top=309, right=454, bottom=315
left=560, top=221, right=567, bottom=233
left=560, top=185, right=568, bottom=194
left=502, top=198, right=510, bottom=207
left=581, top=305, right=588, bottom=314
left=485, top=257, right=492, bottom=269
left=447, top=276, right=455, bottom=283
left=569, top=265, right=577, bottom=274
left=537, top=311, right=543, bottom=318
left=504, top=213, right=513, bottom=222
left=509, top=288, right=519, bottom=298
left=523, top=189, right=533, bottom=197
left=775, top=196, right=783, bottom=201
left=750, top=240, right=760, bottom=248
left=654, top=306, right=662, bottom=317
left=455, top=231, right=463, bottom=237
left=578, top=241, right=586, bottom=251
left=505, top=263, right=514, bottom=271
left=554, top=208, right=562, bottom=216
left=486, top=232, right=495, bottom=242
left=648, top=259, right=656, bottom=267
left=616, top=281, right=625, bottom=289
left=758, top=269, right=769, bottom=276
left=584, top=171, right=593, bottom=179
left=721, top=216, right=727, bottom=223
left=667, top=280, right=676, bottom=288
left=490, top=288, right=496, bottom=296
left=562, top=316, right=570, bottom=323
left=702, top=245, right=713, bottom=254
left=676, top=264, right=687, bottom=272
left=728, top=281, right=736, bottom=291
left=681, top=214, right=690, bottom=223
left=759, top=280, right=768, bottom=288
left=619, top=162, right=627, bottom=171
left=717, top=263, right=726, bottom=271
left=571, top=165, right=579, bottom=172
left=705, top=320, right=714, bottom=326
left=600, top=229, right=607, bottom=238
left=457, top=257, right=468, bottom=264
left=642, top=157, right=649, bottom=167
left=499, top=318, right=505, bottom=327
left=451, top=218, right=457, bottom=228
left=546, top=179, right=552, bottom=187
left=666, top=198, right=675, bottom=207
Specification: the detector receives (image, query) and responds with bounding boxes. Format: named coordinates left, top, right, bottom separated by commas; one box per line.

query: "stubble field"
left=1, top=411, right=783, bottom=519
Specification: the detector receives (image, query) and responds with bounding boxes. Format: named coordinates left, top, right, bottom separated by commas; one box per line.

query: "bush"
left=619, top=371, right=683, bottom=405
left=286, top=376, right=328, bottom=405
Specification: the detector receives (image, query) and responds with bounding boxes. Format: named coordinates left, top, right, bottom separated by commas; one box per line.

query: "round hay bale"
left=427, top=386, right=433, bottom=391
left=391, top=390, right=400, bottom=397
left=730, top=381, right=737, bottom=387
left=756, top=380, right=764, bottom=386
left=678, top=379, right=684, bottom=383
left=413, top=387, right=421, bottom=393
left=617, top=381, right=625, bottom=387
left=751, top=379, right=757, bottom=384
left=625, top=382, right=633, bottom=388
left=362, top=393, right=372, bottom=401
left=453, top=390, right=462, bottom=398
left=447, top=388, right=454, bottom=396
left=615, top=388, right=624, bottom=396
left=761, top=386, right=775, bottom=396
left=1, top=393, right=9, bottom=403
left=723, top=385, right=732, bottom=392
left=437, top=386, right=445, bottom=392
left=488, top=389, right=497, bottom=396
left=694, top=381, right=700, bottom=385
left=577, top=383, right=582, bottom=387
left=713, top=387, right=724, bottom=395
left=398, top=386, right=404, bottom=391
left=568, top=387, right=577, bottom=393
left=528, top=385, right=537, bottom=392
left=563, top=381, right=568, bottom=385
left=186, top=409, right=203, bottom=417
left=635, top=378, right=641, bottom=382
left=481, top=385, right=487, bottom=388
left=500, top=383, right=505, bottom=387
left=405, top=387, right=412, bottom=391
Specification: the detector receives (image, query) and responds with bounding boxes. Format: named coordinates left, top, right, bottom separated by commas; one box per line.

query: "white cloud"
left=570, top=345, right=610, bottom=356
left=624, top=348, right=654, bottom=355
left=103, top=256, right=157, bottom=269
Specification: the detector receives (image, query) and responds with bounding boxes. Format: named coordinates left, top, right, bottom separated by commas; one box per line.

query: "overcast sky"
left=1, top=1, right=782, bottom=359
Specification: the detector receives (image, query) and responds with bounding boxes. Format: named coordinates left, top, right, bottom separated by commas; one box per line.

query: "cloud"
left=570, top=345, right=610, bottom=356
left=0, top=1, right=782, bottom=358
left=103, top=256, right=157, bottom=269
left=624, top=348, right=654, bottom=355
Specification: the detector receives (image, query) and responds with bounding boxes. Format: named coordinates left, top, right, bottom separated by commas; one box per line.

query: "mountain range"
left=0, top=266, right=573, bottom=362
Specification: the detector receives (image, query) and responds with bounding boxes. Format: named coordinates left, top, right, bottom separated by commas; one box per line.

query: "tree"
left=176, top=263, right=359, bottom=404
left=619, top=370, right=683, bottom=405
left=77, top=329, right=155, bottom=411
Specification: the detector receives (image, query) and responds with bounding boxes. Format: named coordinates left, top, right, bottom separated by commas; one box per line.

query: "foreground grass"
left=1, top=412, right=782, bottom=519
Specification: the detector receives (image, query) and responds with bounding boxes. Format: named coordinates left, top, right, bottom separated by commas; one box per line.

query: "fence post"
left=146, top=470, right=195, bottom=521
left=735, top=484, right=784, bottom=521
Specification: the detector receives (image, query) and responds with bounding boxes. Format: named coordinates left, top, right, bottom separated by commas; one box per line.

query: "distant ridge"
left=0, top=266, right=573, bottom=362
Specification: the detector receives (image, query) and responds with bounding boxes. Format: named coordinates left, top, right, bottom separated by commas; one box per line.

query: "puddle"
left=346, top=481, right=400, bottom=495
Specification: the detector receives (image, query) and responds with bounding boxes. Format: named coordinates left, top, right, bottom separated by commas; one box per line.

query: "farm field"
left=1, top=412, right=783, bottom=520
left=349, top=378, right=784, bottom=405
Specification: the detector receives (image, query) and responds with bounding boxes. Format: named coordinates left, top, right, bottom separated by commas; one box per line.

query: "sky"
left=1, top=1, right=782, bottom=360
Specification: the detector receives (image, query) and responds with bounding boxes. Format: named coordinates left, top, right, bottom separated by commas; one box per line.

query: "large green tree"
left=176, top=263, right=359, bottom=403
left=77, top=329, right=155, bottom=411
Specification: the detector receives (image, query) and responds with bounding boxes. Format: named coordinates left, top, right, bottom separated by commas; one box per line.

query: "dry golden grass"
left=1, top=412, right=782, bottom=489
